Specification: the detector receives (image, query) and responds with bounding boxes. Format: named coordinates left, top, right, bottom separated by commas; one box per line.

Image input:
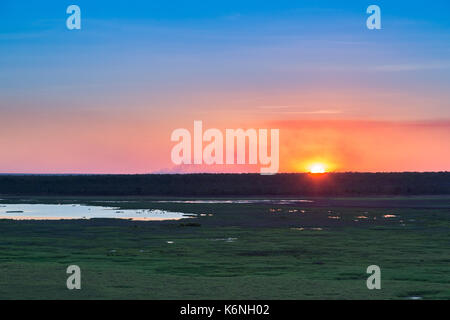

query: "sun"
left=309, top=163, right=326, bottom=174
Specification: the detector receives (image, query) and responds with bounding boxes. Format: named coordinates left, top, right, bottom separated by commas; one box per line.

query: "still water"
left=0, top=203, right=195, bottom=221
left=154, top=199, right=313, bottom=204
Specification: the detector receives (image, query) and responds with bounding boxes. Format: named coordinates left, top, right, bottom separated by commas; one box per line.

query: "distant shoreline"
left=0, top=172, right=449, bottom=197
left=0, top=172, right=448, bottom=175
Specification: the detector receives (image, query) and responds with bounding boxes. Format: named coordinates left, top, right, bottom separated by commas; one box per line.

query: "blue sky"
left=0, top=1, right=450, bottom=173
left=1, top=1, right=450, bottom=119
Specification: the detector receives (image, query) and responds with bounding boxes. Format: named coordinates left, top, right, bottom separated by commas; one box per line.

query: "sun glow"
left=309, top=163, right=327, bottom=174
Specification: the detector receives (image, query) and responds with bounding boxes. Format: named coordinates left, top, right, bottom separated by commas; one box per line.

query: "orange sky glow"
left=1, top=108, right=448, bottom=173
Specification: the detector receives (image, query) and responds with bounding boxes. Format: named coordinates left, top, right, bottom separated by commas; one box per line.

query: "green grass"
left=0, top=196, right=449, bottom=299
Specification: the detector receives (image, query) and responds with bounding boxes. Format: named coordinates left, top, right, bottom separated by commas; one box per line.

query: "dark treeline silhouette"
left=0, top=173, right=449, bottom=196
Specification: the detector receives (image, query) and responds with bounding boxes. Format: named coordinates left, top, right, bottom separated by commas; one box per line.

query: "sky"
left=0, top=0, right=449, bottom=173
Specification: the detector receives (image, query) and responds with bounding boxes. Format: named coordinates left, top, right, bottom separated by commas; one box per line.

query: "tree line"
left=0, top=172, right=448, bottom=196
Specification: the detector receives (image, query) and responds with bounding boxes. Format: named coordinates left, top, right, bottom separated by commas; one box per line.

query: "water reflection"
left=154, top=199, right=313, bottom=204
left=0, top=203, right=195, bottom=221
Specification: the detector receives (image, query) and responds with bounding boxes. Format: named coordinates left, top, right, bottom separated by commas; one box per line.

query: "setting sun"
left=309, top=163, right=327, bottom=173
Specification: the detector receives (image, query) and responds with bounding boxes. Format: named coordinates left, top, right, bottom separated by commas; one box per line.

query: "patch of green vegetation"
left=0, top=196, right=449, bottom=299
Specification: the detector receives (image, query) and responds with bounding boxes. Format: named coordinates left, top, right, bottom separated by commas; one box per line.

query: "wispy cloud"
left=369, top=62, right=450, bottom=72
left=257, top=105, right=291, bottom=110
left=257, top=106, right=342, bottom=115
left=317, top=62, right=450, bottom=72
left=272, top=109, right=342, bottom=115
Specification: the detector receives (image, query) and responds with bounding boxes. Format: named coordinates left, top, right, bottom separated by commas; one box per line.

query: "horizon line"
left=0, top=171, right=448, bottom=176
